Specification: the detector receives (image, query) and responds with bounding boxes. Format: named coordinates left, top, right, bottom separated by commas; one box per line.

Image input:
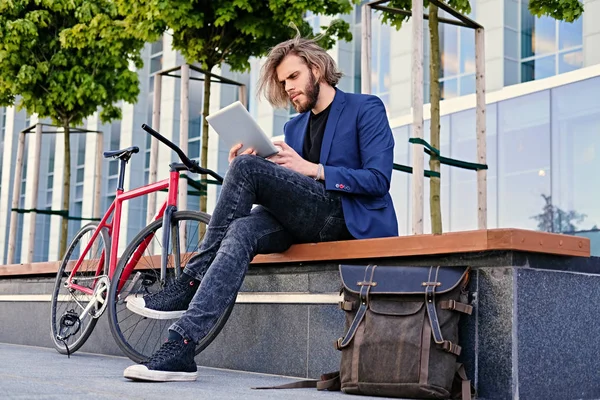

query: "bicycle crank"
left=90, top=276, right=110, bottom=318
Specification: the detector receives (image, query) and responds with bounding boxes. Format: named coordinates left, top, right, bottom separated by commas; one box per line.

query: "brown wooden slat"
left=252, top=229, right=490, bottom=264
left=0, top=261, right=60, bottom=276
left=0, top=229, right=590, bottom=277
left=486, top=228, right=590, bottom=257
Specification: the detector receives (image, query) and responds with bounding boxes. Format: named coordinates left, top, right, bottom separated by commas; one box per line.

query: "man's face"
left=276, top=54, right=320, bottom=113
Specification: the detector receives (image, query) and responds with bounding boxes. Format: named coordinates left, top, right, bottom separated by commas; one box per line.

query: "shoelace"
left=144, top=339, right=190, bottom=365
left=145, top=276, right=194, bottom=303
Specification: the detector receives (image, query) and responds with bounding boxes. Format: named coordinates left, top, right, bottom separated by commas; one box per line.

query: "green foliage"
left=115, top=0, right=359, bottom=72
left=0, top=0, right=145, bottom=125
left=380, top=0, right=472, bottom=29
left=379, top=0, right=582, bottom=29
left=529, top=0, right=584, bottom=23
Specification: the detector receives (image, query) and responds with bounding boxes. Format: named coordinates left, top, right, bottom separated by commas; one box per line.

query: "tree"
left=379, top=0, right=583, bottom=234
left=0, top=0, right=145, bottom=256
left=115, top=0, right=357, bottom=214
left=532, top=194, right=587, bottom=233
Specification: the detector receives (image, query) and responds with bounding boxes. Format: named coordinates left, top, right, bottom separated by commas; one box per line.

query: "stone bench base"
left=1, top=230, right=598, bottom=399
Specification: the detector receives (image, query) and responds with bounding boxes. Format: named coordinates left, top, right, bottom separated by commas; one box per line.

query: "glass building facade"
left=389, top=75, right=600, bottom=252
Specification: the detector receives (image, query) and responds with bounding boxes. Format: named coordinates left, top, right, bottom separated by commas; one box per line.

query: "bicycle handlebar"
left=141, top=124, right=224, bottom=183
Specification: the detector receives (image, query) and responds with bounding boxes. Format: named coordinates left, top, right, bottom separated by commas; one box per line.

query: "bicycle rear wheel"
left=108, top=210, right=235, bottom=363
left=50, top=222, right=110, bottom=355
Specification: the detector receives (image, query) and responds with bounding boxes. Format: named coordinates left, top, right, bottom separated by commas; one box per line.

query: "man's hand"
left=228, top=143, right=256, bottom=164
left=270, top=141, right=318, bottom=177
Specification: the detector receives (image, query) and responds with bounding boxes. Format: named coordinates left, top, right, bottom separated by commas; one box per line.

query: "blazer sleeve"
left=323, top=96, right=394, bottom=197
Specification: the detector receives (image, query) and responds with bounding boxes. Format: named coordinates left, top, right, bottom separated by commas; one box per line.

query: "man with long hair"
left=123, top=35, right=398, bottom=381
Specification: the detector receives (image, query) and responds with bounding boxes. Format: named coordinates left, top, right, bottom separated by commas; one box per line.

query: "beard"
left=291, top=71, right=320, bottom=113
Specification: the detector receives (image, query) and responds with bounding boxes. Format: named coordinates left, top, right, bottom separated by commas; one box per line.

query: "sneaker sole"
left=124, top=364, right=197, bottom=382
left=125, top=295, right=185, bottom=320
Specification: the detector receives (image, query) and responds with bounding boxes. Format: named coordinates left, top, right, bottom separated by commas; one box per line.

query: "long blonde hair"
left=257, top=35, right=342, bottom=108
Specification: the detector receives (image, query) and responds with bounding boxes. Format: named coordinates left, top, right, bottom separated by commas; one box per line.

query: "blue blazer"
left=284, top=88, right=398, bottom=239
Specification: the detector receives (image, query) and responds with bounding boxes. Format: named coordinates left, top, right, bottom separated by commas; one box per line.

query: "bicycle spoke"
left=108, top=211, right=210, bottom=362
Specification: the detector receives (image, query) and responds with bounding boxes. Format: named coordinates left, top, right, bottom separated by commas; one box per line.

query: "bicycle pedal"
left=141, top=273, right=158, bottom=287
left=57, top=310, right=81, bottom=341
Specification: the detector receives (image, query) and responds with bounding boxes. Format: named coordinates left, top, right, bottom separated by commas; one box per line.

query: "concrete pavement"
left=0, top=343, right=388, bottom=400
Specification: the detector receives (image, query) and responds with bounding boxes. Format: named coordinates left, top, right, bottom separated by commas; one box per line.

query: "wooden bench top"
left=0, top=228, right=590, bottom=277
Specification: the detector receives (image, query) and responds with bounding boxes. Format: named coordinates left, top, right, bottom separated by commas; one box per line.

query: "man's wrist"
left=314, top=163, right=323, bottom=181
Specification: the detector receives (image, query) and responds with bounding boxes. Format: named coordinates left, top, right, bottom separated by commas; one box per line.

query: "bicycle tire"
left=50, top=222, right=110, bottom=355
left=108, top=210, right=235, bottom=363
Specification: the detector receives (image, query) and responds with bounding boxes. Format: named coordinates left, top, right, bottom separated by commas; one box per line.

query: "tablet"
left=206, top=101, right=280, bottom=158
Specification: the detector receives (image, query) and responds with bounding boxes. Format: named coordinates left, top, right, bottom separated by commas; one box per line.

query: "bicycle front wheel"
left=108, top=210, right=221, bottom=363
left=50, top=222, right=110, bottom=355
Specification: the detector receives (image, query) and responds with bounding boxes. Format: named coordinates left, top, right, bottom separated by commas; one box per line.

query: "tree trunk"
left=429, top=3, right=442, bottom=235
left=200, top=69, right=213, bottom=215
left=60, top=123, right=71, bottom=256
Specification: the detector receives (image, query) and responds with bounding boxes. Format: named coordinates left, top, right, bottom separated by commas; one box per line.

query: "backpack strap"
left=336, top=265, right=377, bottom=350
left=440, top=299, right=473, bottom=315
left=452, top=363, right=475, bottom=400
left=252, top=371, right=340, bottom=391
left=424, top=266, right=444, bottom=344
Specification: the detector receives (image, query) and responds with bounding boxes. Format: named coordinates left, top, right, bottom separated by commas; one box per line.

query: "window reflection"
left=551, top=77, right=600, bottom=236
left=440, top=25, right=459, bottom=78
left=422, top=116, right=451, bottom=233
left=498, top=91, right=551, bottom=230
left=521, top=13, right=556, bottom=58
left=518, top=0, right=582, bottom=83
left=521, top=55, right=555, bottom=82
left=558, top=18, right=583, bottom=50
left=450, top=104, right=498, bottom=231
left=370, top=13, right=391, bottom=108
left=423, top=8, right=476, bottom=101
left=440, top=79, right=458, bottom=100
left=390, top=77, right=599, bottom=254
left=390, top=126, right=411, bottom=235
left=558, top=49, right=583, bottom=73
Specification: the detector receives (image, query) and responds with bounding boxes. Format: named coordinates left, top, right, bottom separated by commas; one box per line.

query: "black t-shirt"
left=302, top=103, right=332, bottom=164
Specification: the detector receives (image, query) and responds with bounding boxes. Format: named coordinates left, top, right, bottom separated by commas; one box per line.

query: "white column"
left=179, top=64, right=189, bottom=216
left=389, top=18, right=414, bottom=118
left=205, top=66, right=223, bottom=214
left=84, top=114, right=103, bottom=222
left=583, top=0, right=600, bottom=67
left=47, top=127, right=65, bottom=262
left=6, top=127, right=26, bottom=264
left=23, top=122, right=43, bottom=262
left=475, top=0, right=505, bottom=91
left=0, top=107, right=20, bottom=263
left=147, top=73, right=162, bottom=224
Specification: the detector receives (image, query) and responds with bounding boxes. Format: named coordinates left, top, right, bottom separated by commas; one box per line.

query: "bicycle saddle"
left=103, top=146, right=139, bottom=160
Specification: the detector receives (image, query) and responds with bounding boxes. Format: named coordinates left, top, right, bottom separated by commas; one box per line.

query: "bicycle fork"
left=161, top=204, right=183, bottom=284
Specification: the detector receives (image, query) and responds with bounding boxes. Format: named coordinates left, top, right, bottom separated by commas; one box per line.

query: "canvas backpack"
left=254, top=264, right=474, bottom=399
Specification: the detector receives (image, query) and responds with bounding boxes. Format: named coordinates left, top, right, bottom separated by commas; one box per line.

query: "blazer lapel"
left=320, top=89, right=346, bottom=164
left=296, top=112, right=310, bottom=158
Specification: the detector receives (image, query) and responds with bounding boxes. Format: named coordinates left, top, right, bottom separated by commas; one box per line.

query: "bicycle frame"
left=66, top=170, right=180, bottom=296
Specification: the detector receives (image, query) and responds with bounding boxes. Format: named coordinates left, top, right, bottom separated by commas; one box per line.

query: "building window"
left=519, top=0, right=583, bottom=83
left=145, top=37, right=164, bottom=185
left=37, top=135, right=56, bottom=262
left=370, top=13, right=391, bottom=108
left=105, top=119, right=121, bottom=211
left=424, top=7, right=476, bottom=101
left=67, top=133, right=87, bottom=241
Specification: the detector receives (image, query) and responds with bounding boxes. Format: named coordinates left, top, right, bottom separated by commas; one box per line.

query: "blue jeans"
left=170, top=155, right=353, bottom=343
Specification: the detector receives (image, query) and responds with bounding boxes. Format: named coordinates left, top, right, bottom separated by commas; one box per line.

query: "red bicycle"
left=50, top=124, right=230, bottom=362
